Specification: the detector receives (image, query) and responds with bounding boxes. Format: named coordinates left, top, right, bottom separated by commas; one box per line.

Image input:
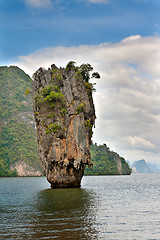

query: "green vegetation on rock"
left=45, top=123, right=61, bottom=134
left=84, top=143, right=132, bottom=175
left=66, top=61, right=77, bottom=71
left=0, top=66, right=42, bottom=176
left=66, top=61, right=100, bottom=84
left=76, top=103, right=85, bottom=114
left=35, top=84, right=65, bottom=109
left=84, top=82, right=96, bottom=97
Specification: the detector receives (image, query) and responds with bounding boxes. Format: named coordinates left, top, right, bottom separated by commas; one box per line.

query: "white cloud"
left=13, top=35, right=160, bottom=164
left=127, top=136, right=156, bottom=151
left=121, top=35, right=142, bottom=43
left=24, top=0, right=52, bottom=9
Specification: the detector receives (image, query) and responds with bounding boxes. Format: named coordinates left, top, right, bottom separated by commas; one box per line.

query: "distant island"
left=85, top=143, right=131, bottom=175
left=130, top=159, right=160, bottom=174
left=0, top=65, right=131, bottom=177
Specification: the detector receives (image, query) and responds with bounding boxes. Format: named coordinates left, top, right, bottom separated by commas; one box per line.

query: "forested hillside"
left=85, top=143, right=132, bottom=175
left=0, top=66, right=42, bottom=176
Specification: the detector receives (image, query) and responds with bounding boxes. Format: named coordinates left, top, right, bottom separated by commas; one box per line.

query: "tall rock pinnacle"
left=32, top=62, right=100, bottom=188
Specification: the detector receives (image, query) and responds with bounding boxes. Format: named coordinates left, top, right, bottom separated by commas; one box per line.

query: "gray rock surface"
left=10, top=161, right=43, bottom=176
left=32, top=63, right=96, bottom=187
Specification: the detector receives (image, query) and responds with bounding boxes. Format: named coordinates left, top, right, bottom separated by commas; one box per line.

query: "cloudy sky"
left=1, top=0, right=160, bottom=165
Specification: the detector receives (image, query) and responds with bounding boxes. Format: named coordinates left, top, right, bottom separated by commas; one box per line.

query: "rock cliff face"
left=10, top=161, right=43, bottom=176
left=32, top=63, right=98, bottom=187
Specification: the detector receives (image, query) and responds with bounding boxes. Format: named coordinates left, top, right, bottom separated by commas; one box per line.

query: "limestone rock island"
left=32, top=62, right=100, bottom=188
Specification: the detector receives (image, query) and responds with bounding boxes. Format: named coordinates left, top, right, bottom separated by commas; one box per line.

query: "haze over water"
left=0, top=174, right=160, bottom=239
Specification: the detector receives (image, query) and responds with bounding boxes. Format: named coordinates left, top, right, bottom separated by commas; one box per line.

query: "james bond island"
left=32, top=62, right=100, bottom=188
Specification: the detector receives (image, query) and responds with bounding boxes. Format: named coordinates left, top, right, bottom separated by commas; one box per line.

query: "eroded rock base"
left=47, top=163, right=84, bottom=188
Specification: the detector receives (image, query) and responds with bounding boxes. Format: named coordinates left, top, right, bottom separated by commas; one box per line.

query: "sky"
left=1, top=0, right=160, bottom=165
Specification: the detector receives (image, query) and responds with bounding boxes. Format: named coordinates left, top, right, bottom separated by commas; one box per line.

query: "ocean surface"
left=0, top=174, right=160, bottom=240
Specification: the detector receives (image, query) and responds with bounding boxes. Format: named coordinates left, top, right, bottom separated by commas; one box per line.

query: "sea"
left=0, top=174, right=160, bottom=240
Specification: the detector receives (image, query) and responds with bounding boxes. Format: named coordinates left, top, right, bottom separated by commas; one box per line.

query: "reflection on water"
left=30, top=188, right=99, bottom=239
left=0, top=177, right=99, bottom=239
